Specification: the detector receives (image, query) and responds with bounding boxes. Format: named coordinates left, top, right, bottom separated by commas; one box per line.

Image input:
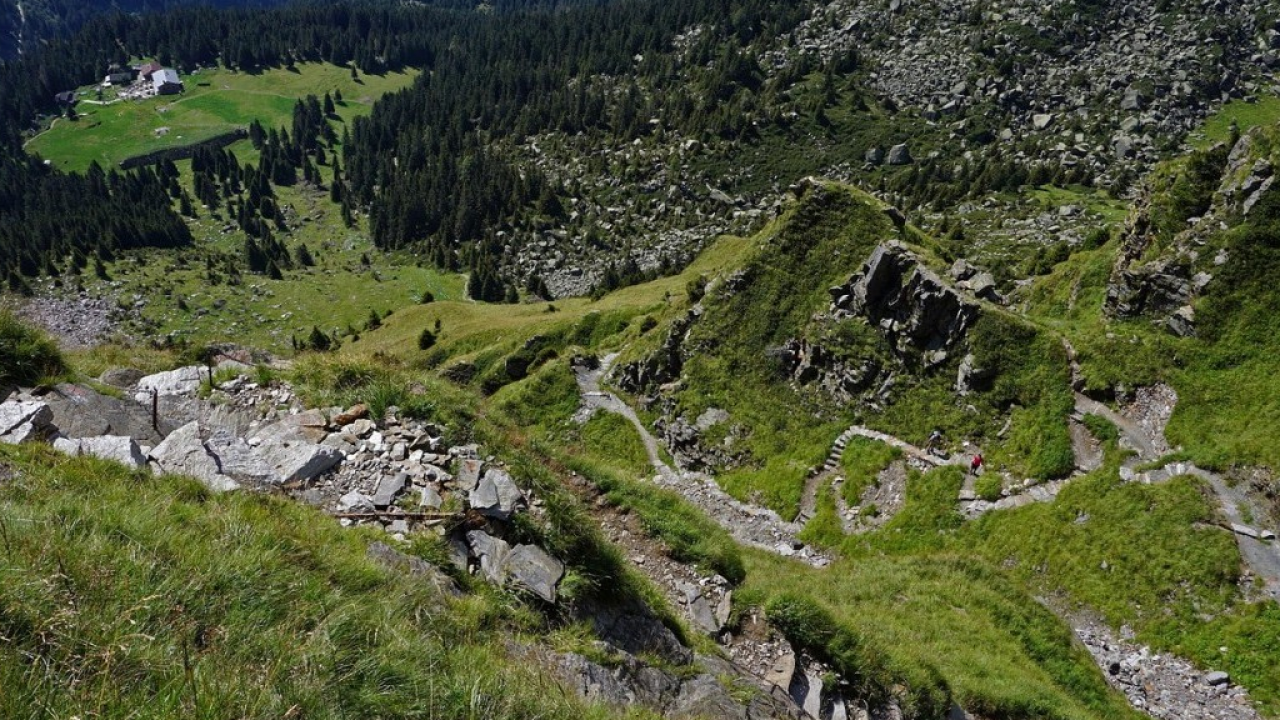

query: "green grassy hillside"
left=257, top=179, right=1271, bottom=718
left=15, top=142, right=1280, bottom=717
left=0, top=443, right=647, bottom=720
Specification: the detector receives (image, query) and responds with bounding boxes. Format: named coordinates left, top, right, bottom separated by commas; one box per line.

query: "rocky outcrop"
left=832, top=243, right=978, bottom=366
left=532, top=643, right=804, bottom=720
left=43, top=383, right=163, bottom=446
left=617, top=309, right=698, bottom=394
left=653, top=413, right=742, bottom=471
left=1105, top=131, right=1277, bottom=337
left=775, top=338, right=881, bottom=404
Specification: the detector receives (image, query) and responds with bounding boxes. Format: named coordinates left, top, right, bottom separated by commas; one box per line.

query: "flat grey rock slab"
left=253, top=436, right=342, bottom=486
left=686, top=589, right=719, bottom=635
left=0, top=421, right=43, bottom=444
left=0, top=401, right=52, bottom=438
left=419, top=485, right=443, bottom=509
left=765, top=651, right=796, bottom=690
left=457, top=458, right=483, bottom=491
left=53, top=435, right=147, bottom=468
left=253, top=411, right=328, bottom=445
left=788, top=666, right=824, bottom=719
left=466, top=530, right=511, bottom=583
left=503, top=544, right=565, bottom=603
left=205, top=432, right=273, bottom=484
left=1231, top=524, right=1260, bottom=540
left=338, top=490, right=375, bottom=513
left=136, top=366, right=205, bottom=398
left=149, top=421, right=239, bottom=492
left=54, top=384, right=164, bottom=445
left=372, top=473, right=407, bottom=507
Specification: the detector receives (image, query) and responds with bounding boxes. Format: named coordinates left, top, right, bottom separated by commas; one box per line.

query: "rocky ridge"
left=1106, top=127, right=1277, bottom=336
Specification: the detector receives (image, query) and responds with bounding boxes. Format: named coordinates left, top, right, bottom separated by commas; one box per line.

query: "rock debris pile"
left=1075, top=618, right=1261, bottom=720
left=0, top=363, right=568, bottom=605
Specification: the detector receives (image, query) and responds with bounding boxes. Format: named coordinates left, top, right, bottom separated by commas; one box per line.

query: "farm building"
left=104, top=67, right=132, bottom=85
left=137, top=62, right=163, bottom=80
left=152, top=69, right=183, bottom=95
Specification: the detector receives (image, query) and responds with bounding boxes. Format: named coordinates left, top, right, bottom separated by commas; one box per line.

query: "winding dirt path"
left=571, top=349, right=1272, bottom=714
left=573, top=355, right=828, bottom=566
left=575, top=354, right=675, bottom=481
left=796, top=425, right=957, bottom=523
left=788, top=380, right=1280, bottom=595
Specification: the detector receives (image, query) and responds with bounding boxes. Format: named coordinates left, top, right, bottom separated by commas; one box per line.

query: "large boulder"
left=0, top=401, right=54, bottom=444
left=503, top=544, right=565, bottom=603
left=53, top=435, right=147, bottom=468
left=886, top=143, right=912, bottom=165
left=469, top=467, right=524, bottom=519
left=149, top=421, right=239, bottom=492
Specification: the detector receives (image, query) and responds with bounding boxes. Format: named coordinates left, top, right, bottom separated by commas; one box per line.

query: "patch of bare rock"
left=1073, top=615, right=1261, bottom=720
left=6, top=289, right=129, bottom=349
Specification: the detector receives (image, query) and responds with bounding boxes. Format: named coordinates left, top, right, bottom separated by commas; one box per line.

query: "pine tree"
left=294, top=243, right=315, bottom=267
left=307, top=326, right=331, bottom=352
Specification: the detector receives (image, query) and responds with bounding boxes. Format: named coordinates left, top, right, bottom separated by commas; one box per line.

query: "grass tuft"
left=0, top=310, right=65, bottom=387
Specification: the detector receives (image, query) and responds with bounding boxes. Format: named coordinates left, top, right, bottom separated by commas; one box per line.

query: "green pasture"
left=27, top=63, right=418, bottom=172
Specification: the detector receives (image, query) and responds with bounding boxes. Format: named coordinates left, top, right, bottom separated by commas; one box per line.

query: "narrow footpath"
left=574, top=354, right=1273, bottom=720
left=573, top=355, right=828, bottom=566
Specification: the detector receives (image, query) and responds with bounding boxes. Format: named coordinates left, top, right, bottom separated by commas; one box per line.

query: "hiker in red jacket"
left=970, top=453, right=984, bottom=475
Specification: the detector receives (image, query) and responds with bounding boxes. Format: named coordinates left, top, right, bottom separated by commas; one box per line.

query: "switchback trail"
left=570, top=354, right=1269, bottom=715
left=788, top=385, right=1279, bottom=593
left=573, top=354, right=828, bottom=566
left=796, top=424, right=955, bottom=523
